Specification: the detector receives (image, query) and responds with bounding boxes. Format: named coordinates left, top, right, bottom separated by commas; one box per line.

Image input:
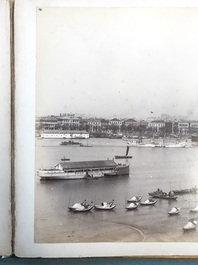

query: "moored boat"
left=140, top=199, right=158, bottom=205
left=68, top=201, right=93, bottom=212
left=115, top=155, right=133, bottom=159
left=127, top=196, right=142, bottom=203
left=183, top=219, right=197, bottom=231
left=61, top=156, right=70, bottom=161
left=38, top=159, right=129, bottom=180
left=168, top=207, right=181, bottom=215
left=115, top=145, right=133, bottom=159
left=94, top=201, right=116, bottom=210
left=172, top=186, right=198, bottom=195
left=152, top=194, right=177, bottom=200
left=60, top=140, right=83, bottom=146
left=190, top=206, right=198, bottom=213
left=149, top=189, right=177, bottom=200
left=126, top=202, right=139, bottom=210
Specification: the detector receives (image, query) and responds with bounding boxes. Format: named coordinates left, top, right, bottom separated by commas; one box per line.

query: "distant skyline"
left=36, top=7, right=198, bottom=120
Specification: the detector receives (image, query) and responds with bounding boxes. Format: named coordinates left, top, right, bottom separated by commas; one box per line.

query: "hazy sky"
left=36, top=7, right=198, bottom=119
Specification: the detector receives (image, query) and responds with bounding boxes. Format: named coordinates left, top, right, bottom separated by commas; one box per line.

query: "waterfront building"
left=178, top=121, right=189, bottom=134
left=124, top=118, right=138, bottom=127
left=147, top=120, right=165, bottom=133
left=87, top=119, right=102, bottom=132
left=39, top=116, right=58, bottom=130
left=189, top=121, right=198, bottom=134
left=109, top=118, right=123, bottom=127
left=57, top=114, right=80, bottom=130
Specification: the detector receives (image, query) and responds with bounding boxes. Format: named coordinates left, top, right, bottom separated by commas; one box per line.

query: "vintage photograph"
left=34, top=7, right=198, bottom=243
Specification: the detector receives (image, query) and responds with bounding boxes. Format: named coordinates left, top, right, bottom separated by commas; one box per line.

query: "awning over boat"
left=59, top=160, right=117, bottom=170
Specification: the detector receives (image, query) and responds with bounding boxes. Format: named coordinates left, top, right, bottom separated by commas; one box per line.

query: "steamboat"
left=38, top=159, right=129, bottom=180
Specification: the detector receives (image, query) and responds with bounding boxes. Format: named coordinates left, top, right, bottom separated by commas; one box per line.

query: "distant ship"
left=38, top=160, right=129, bottom=180
left=60, top=140, right=82, bottom=146
left=123, top=138, right=188, bottom=148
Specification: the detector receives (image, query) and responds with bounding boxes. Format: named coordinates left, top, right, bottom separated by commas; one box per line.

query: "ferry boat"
left=38, top=160, right=129, bottom=180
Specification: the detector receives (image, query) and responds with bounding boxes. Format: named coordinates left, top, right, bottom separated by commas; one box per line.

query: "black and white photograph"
left=33, top=7, right=198, bottom=245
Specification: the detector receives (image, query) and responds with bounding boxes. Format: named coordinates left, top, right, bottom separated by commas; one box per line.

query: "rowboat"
left=183, top=219, right=197, bottom=231
left=140, top=199, right=158, bottom=205
left=190, top=206, right=198, bottom=213
left=152, top=194, right=177, bottom=200
left=94, top=201, right=116, bottom=210
left=61, top=156, right=70, bottom=161
left=168, top=207, right=180, bottom=215
left=149, top=189, right=177, bottom=200
left=127, top=196, right=142, bottom=203
left=172, top=186, right=198, bottom=195
left=126, top=202, right=139, bottom=210
left=68, top=201, right=93, bottom=212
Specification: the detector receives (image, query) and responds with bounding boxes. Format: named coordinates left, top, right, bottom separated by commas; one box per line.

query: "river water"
left=35, top=138, right=198, bottom=243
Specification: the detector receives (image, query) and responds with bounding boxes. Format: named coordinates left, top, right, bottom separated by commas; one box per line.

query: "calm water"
left=35, top=138, right=198, bottom=243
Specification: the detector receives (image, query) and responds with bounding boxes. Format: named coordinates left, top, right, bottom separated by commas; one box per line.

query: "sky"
left=36, top=7, right=198, bottom=120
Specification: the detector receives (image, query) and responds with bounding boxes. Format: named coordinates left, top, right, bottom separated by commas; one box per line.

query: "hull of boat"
left=126, top=203, right=138, bottom=210
left=168, top=211, right=180, bottom=215
left=94, top=205, right=116, bottom=210
left=140, top=200, right=158, bottom=205
left=70, top=206, right=93, bottom=212
left=115, top=156, right=132, bottom=159
left=39, top=164, right=129, bottom=180
left=172, top=187, right=198, bottom=195
left=152, top=195, right=177, bottom=200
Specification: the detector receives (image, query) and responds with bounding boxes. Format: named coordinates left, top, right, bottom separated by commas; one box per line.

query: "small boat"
left=172, top=186, right=198, bottom=195
left=68, top=201, right=93, bottom=212
left=127, top=196, right=142, bottom=203
left=115, top=145, right=133, bottom=159
left=61, top=156, right=70, bottom=161
left=60, top=140, right=83, bottom=146
left=190, top=206, right=198, bottom=213
left=140, top=199, right=158, bottom=205
left=168, top=207, right=181, bottom=215
left=149, top=189, right=177, bottom=200
left=80, top=145, right=92, bottom=147
left=94, top=200, right=116, bottom=210
left=183, top=219, right=197, bottom=231
left=152, top=194, right=177, bottom=200
left=39, top=160, right=129, bottom=180
left=126, top=202, right=139, bottom=210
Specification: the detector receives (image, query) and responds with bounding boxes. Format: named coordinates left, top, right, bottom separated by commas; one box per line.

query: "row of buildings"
left=36, top=113, right=198, bottom=135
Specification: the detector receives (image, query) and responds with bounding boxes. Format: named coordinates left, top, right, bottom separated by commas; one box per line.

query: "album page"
left=0, top=0, right=12, bottom=256
left=15, top=0, right=198, bottom=257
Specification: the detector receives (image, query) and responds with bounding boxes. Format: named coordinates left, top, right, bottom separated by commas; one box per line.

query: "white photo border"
left=15, top=0, right=198, bottom=257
